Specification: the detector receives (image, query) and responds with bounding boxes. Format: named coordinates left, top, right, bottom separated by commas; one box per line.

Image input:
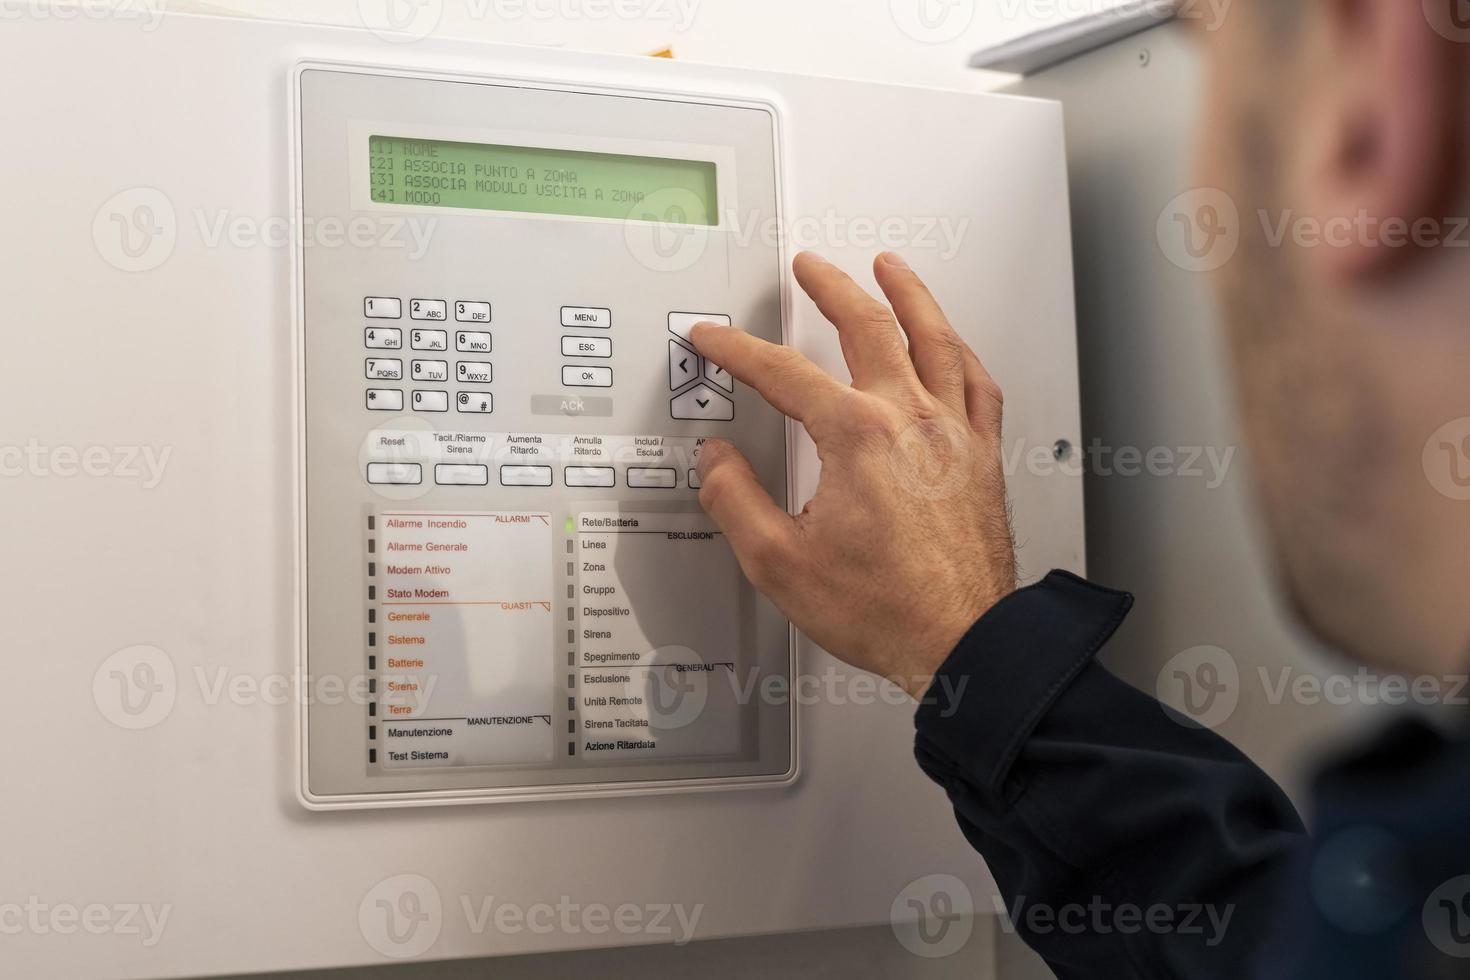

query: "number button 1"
left=365, top=297, right=401, bottom=319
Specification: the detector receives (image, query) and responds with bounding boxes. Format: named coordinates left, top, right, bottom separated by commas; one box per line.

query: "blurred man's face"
left=1194, top=1, right=1470, bottom=676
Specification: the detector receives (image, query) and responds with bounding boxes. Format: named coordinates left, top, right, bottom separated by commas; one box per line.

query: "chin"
left=1270, top=513, right=1470, bottom=681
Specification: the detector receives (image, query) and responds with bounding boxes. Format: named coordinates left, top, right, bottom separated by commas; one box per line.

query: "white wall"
left=173, top=0, right=1126, bottom=88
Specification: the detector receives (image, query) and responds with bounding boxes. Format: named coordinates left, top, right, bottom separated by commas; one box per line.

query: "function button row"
left=364, top=461, right=699, bottom=489
left=366, top=464, right=692, bottom=489
left=363, top=297, right=492, bottom=322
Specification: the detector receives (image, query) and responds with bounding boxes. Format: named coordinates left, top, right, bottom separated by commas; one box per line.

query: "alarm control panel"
left=297, top=66, right=793, bottom=806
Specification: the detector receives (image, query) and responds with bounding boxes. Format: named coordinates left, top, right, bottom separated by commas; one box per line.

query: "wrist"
left=897, top=579, right=1016, bottom=698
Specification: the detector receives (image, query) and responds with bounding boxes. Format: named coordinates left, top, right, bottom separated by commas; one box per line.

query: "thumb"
left=696, top=439, right=797, bottom=590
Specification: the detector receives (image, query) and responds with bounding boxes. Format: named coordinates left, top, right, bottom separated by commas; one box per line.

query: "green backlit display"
left=368, top=135, right=719, bottom=225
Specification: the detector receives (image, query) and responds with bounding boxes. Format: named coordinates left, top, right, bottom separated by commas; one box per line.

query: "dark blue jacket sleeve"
left=914, top=570, right=1306, bottom=980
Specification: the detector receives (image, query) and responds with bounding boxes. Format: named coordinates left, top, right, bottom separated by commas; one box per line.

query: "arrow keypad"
left=668, top=319, right=735, bottom=420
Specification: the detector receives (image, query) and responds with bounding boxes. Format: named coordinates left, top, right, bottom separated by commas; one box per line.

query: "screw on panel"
left=1053, top=439, right=1073, bottom=462
left=1138, top=48, right=1152, bottom=67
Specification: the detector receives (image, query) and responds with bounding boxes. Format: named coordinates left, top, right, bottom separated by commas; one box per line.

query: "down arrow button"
left=671, top=383, right=734, bottom=421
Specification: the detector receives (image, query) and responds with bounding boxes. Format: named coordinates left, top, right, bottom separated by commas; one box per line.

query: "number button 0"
left=413, top=391, right=448, bottom=413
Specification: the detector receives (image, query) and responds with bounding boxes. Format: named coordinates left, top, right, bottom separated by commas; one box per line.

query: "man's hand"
left=688, top=251, right=1018, bottom=699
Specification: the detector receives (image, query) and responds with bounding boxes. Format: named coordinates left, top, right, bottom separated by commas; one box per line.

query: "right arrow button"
left=671, top=384, right=734, bottom=421
left=703, top=358, right=734, bottom=393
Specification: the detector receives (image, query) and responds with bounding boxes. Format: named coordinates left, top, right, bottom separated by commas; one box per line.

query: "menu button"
left=561, top=306, right=612, bottom=329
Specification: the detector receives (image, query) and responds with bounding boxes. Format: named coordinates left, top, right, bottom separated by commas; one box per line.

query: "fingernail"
left=880, top=251, right=910, bottom=270
left=798, top=250, right=832, bottom=266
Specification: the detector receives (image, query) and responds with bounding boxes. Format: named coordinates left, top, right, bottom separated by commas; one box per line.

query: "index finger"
left=688, top=323, right=847, bottom=425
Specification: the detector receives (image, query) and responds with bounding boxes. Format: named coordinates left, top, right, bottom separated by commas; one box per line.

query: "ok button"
left=562, top=365, right=613, bottom=388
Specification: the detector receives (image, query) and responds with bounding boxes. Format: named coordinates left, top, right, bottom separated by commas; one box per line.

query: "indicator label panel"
left=576, top=512, right=743, bottom=761
left=378, top=511, right=555, bottom=768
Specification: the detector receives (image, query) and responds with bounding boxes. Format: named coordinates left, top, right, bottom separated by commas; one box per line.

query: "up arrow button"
left=668, top=311, right=731, bottom=342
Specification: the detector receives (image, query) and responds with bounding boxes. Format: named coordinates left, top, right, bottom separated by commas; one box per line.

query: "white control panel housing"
left=298, top=66, right=794, bottom=805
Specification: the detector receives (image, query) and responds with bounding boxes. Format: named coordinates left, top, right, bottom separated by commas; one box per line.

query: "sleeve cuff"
left=913, top=570, right=1134, bottom=795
